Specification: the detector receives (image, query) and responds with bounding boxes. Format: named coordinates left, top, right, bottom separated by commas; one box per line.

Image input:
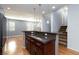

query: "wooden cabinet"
left=25, top=36, right=55, bottom=55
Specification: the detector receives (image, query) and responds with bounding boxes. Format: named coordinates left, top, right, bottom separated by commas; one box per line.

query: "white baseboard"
left=67, top=47, right=79, bottom=53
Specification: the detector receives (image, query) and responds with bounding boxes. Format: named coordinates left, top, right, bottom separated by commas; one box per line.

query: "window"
left=8, top=21, right=15, bottom=31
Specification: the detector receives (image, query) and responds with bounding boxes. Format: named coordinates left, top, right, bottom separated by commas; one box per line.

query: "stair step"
left=59, top=41, right=67, bottom=46
left=59, top=35, right=67, bottom=37
left=61, top=26, right=67, bottom=28
left=59, top=30, right=66, bottom=32
left=59, top=43, right=67, bottom=47
left=59, top=36, right=67, bottom=39
left=60, top=28, right=67, bottom=30
left=59, top=34, right=67, bottom=36
left=59, top=39, right=67, bottom=42
left=59, top=26, right=67, bottom=32
left=59, top=26, right=67, bottom=47
left=60, top=27, right=66, bottom=29
left=59, top=40, right=67, bottom=42
left=59, top=33, right=67, bottom=36
left=59, top=35, right=67, bottom=38
left=59, top=30, right=66, bottom=31
left=59, top=32, right=67, bottom=34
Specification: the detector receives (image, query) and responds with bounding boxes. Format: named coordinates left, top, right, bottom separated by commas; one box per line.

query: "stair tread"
left=59, top=26, right=67, bottom=47
left=59, top=41, right=67, bottom=45
left=59, top=26, right=67, bottom=32
left=59, top=31, right=66, bottom=32
left=59, top=33, right=67, bottom=35
left=59, top=43, right=67, bottom=47
left=59, top=35, right=67, bottom=37
left=59, top=37, right=67, bottom=39
left=59, top=39, right=67, bottom=42
left=60, top=26, right=67, bottom=27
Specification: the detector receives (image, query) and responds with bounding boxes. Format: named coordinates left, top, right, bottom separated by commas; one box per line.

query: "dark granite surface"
left=27, top=35, right=55, bottom=44
left=23, top=31, right=56, bottom=44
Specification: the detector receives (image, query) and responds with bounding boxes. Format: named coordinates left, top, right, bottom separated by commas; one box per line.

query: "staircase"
left=59, top=26, right=67, bottom=47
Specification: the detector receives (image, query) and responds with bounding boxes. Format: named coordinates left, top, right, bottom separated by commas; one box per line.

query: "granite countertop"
left=27, top=35, right=55, bottom=44
left=23, top=31, right=56, bottom=44
left=23, top=31, right=57, bottom=35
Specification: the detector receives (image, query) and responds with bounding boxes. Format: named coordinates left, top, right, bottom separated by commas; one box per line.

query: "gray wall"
left=0, top=8, right=4, bottom=14
left=51, top=7, right=68, bottom=33
left=7, top=19, right=41, bottom=36
left=42, top=14, right=51, bottom=32
left=51, top=12, right=62, bottom=33
left=68, top=5, right=79, bottom=51
left=42, top=12, right=61, bottom=33
left=7, top=19, right=27, bottom=36
left=42, top=6, right=68, bottom=33
left=57, top=7, right=68, bottom=26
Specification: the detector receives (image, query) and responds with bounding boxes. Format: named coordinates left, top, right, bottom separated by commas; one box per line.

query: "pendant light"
left=33, top=7, right=36, bottom=31
left=38, top=4, right=41, bottom=22
left=37, top=4, right=41, bottom=31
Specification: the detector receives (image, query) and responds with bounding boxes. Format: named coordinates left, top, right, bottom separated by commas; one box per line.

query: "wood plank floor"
left=59, top=45, right=79, bottom=55
left=3, top=35, right=30, bottom=55
left=3, top=35, right=79, bottom=55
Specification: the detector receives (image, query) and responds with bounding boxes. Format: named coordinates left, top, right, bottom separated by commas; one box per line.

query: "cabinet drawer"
left=30, top=39, right=34, bottom=42
left=35, top=42, right=42, bottom=46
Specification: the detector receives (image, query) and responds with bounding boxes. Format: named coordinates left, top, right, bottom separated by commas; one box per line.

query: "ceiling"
left=0, top=4, right=67, bottom=20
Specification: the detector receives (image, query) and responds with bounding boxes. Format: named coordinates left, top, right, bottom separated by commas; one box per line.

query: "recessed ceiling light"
left=46, top=20, right=49, bottom=24
left=42, top=11, right=45, bottom=14
left=7, top=7, right=11, bottom=10
left=52, top=6, right=56, bottom=9
left=65, top=6, right=68, bottom=10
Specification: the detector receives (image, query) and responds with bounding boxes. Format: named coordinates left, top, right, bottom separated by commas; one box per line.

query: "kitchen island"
left=23, top=31, right=57, bottom=55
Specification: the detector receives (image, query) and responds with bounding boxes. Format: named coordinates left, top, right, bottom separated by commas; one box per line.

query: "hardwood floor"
left=3, top=35, right=79, bottom=55
left=3, top=35, right=30, bottom=55
left=59, top=45, right=79, bottom=55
